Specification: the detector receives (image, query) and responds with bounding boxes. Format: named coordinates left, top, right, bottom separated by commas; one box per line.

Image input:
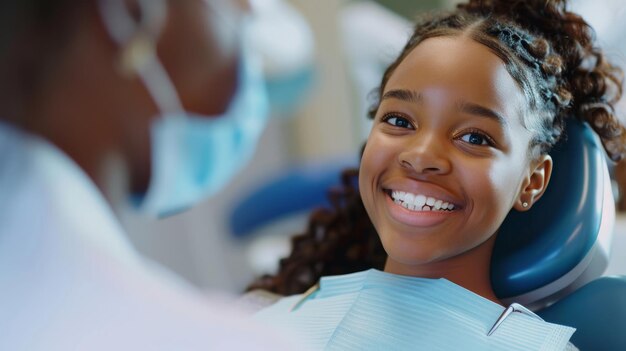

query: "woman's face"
left=359, top=36, right=540, bottom=273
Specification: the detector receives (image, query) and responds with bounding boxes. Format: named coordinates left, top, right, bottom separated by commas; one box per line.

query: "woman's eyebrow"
left=381, top=89, right=509, bottom=128
left=382, top=89, right=423, bottom=104
left=457, top=101, right=509, bottom=128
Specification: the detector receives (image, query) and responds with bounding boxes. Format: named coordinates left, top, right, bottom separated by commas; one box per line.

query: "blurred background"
left=117, top=0, right=626, bottom=294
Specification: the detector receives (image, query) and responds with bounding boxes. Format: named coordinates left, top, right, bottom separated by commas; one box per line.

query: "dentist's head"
left=0, top=0, right=267, bottom=216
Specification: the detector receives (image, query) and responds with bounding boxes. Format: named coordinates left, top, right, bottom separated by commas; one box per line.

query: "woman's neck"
left=384, top=234, right=502, bottom=305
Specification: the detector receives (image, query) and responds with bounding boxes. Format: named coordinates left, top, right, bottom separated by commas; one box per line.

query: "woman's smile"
left=385, top=192, right=457, bottom=227
left=381, top=181, right=464, bottom=227
left=389, top=190, right=455, bottom=212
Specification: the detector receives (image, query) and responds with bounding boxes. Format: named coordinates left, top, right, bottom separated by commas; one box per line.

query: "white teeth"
left=426, top=197, right=436, bottom=206
left=415, top=194, right=426, bottom=207
left=392, top=190, right=404, bottom=201
left=404, top=193, right=415, bottom=205
left=390, top=190, right=456, bottom=212
left=434, top=200, right=443, bottom=210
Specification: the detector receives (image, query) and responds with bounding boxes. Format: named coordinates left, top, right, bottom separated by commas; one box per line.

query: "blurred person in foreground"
left=0, top=0, right=292, bottom=349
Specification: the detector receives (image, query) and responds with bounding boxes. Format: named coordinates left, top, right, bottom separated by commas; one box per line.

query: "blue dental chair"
left=493, top=119, right=626, bottom=350
left=230, top=119, right=626, bottom=350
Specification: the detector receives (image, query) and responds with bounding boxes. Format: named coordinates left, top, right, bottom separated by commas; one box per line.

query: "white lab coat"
left=0, top=123, right=290, bottom=350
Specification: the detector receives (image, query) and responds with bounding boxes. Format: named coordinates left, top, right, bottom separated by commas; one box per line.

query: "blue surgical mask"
left=99, top=0, right=269, bottom=217
left=138, top=51, right=268, bottom=216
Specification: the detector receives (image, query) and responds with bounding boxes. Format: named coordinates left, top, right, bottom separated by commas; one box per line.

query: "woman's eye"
left=460, top=132, right=491, bottom=146
left=383, top=115, right=413, bottom=129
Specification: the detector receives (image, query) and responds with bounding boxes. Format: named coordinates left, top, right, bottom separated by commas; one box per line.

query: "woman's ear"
left=514, top=154, right=553, bottom=211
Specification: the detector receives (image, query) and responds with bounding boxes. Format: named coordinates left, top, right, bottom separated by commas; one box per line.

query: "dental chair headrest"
left=492, top=119, right=615, bottom=308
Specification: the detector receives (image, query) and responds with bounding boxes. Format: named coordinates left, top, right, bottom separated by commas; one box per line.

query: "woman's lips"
left=383, top=190, right=459, bottom=227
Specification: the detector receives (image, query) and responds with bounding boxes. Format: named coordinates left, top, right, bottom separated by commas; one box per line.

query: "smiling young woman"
left=248, top=0, right=625, bottom=349
left=249, top=0, right=625, bottom=298
left=359, top=36, right=552, bottom=303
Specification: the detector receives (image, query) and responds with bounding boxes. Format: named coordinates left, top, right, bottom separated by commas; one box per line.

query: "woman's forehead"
left=384, top=36, right=527, bottom=125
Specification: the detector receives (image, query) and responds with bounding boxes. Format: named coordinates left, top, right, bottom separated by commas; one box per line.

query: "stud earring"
left=522, top=202, right=529, bottom=208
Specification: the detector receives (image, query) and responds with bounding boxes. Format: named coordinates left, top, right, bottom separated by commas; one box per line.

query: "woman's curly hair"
left=249, top=0, right=626, bottom=295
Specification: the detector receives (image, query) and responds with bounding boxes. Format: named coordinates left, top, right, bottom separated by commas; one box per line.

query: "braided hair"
left=249, top=0, right=625, bottom=295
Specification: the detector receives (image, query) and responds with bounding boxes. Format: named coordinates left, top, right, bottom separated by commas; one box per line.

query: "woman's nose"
left=397, top=133, right=452, bottom=175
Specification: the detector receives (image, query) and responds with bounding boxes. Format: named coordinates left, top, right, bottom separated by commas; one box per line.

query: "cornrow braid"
left=476, top=18, right=573, bottom=155
left=461, top=0, right=625, bottom=160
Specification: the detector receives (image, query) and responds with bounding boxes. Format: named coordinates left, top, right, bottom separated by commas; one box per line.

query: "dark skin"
left=359, top=36, right=552, bottom=304
left=17, top=0, right=245, bottom=203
